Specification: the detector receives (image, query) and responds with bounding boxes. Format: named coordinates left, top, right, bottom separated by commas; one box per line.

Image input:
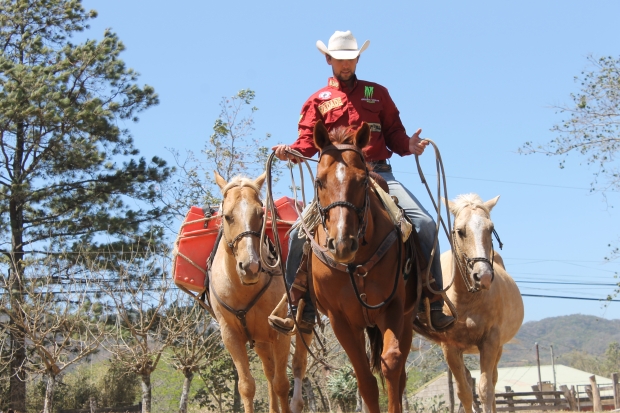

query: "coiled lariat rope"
left=413, top=139, right=458, bottom=322
left=262, top=150, right=337, bottom=370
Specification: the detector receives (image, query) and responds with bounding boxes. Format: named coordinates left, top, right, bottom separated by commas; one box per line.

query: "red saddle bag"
left=172, top=197, right=301, bottom=293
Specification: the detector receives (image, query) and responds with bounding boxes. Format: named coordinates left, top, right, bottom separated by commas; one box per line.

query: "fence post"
left=504, top=386, right=515, bottom=413
left=612, top=372, right=619, bottom=409
left=560, top=384, right=576, bottom=411
left=589, top=375, right=602, bottom=412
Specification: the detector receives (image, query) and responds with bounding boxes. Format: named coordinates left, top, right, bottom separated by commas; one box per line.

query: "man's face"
left=326, top=55, right=359, bottom=82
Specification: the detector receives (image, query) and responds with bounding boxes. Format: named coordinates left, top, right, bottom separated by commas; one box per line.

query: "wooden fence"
left=58, top=403, right=141, bottom=413
left=467, top=372, right=620, bottom=412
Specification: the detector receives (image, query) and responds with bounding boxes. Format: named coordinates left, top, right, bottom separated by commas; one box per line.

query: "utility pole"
left=535, top=342, right=543, bottom=392
left=550, top=345, right=557, bottom=390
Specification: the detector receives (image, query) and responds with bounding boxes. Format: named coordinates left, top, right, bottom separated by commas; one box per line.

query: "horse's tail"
left=366, top=326, right=384, bottom=384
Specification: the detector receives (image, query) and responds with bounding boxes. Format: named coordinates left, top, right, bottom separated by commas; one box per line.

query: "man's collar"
left=327, top=76, right=358, bottom=91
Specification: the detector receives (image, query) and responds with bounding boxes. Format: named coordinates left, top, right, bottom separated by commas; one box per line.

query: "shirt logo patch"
left=329, top=78, right=339, bottom=88
left=368, top=123, right=382, bottom=133
left=319, top=97, right=342, bottom=115
left=318, top=97, right=343, bottom=115
left=362, top=85, right=379, bottom=103
left=318, top=91, right=332, bottom=100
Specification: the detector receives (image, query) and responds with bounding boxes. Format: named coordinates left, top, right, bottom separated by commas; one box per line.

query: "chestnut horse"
left=414, top=194, right=523, bottom=413
left=210, top=172, right=291, bottom=413
left=301, top=121, right=418, bottom=413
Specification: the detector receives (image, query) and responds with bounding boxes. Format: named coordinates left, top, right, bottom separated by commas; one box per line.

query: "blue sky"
left=81, top=1, right=620, bottom=323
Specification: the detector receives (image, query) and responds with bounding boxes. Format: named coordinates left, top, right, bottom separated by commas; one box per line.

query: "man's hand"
left=272, top=144, right=295, bottom=161
left=408, top=128, right=429, bottom=156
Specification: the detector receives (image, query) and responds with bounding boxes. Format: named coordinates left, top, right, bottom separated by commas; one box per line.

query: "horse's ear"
left=355, top=122, right=370, bottom=149
left=484, top=195, right=500, bottom=212
left=254, top=171, right=267, bottom=190
left=214, top=171, right=228, bottom=192
left=313, top=120, right=330, bottom=150
left=443, top=197, right=458, bottom=215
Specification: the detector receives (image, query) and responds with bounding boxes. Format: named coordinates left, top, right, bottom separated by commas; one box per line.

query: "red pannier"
left=172, top=196, right=301, bottom=294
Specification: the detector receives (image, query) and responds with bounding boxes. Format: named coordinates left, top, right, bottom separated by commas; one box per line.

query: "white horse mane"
left=451, top=193, right=491, bottom=217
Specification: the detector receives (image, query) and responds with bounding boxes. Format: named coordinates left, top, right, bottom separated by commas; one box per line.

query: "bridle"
left=311, top=143, right=402, bottom=311
left=220, top=181, right=264, bottom=257
left=450, top=213, right=503, bottom=293
left=315, top=144, right=370, bottom=244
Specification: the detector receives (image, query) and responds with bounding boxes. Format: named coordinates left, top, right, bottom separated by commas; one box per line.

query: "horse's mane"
left=221, top=175, right=262, bottom=199
left=328, top=126, right=356, bottom=144
left=451, top=193, right=491, bottom=217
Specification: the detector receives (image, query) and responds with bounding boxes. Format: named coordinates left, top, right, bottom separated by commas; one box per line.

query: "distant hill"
left=500, top=314, right=620, bottom=367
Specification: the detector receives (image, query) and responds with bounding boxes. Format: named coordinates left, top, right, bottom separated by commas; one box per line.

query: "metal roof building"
left=413, top=364, right=613, bottom=404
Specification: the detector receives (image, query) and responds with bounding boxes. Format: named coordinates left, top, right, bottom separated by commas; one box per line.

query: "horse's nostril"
left=350, top=238, right=359, bottom=252
left=327, top=237, right=336, bottom=252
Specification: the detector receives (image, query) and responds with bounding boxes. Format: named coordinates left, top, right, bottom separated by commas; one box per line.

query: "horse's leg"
left=221, top=326, right=256, bottom=413
left=442, top=344, right=473, bottom=413
left=491, top=346, right=503, bottom=413
left=254, top=339, right=291, bottom=413
left=330, top=317, right=380, bottom=413
left=397, top=312, right=414, bottom=410
left=291, top=330, right=313, bottom=413
left=478, top=330, right=501, bottom=413
left=375, top=302, right=409, bottom=413
left=253, top=342, right=278, bottom=412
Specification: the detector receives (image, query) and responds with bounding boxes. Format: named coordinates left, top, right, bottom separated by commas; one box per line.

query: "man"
left=271, top=30, right=455, bottom=333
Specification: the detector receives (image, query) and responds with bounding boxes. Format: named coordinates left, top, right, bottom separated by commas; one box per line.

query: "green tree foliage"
left=0, top=1, right=170, bottom=408
left=0, top=0, right=171, bottom=266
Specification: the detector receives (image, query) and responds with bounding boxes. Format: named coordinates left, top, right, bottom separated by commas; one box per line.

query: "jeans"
left=285, top=166, right=444, bottom=315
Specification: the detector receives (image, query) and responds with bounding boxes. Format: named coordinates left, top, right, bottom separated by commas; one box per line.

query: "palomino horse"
left=210, top=172, right=291, bottom=413
left=301, top=121, right=418, bottom=413
left=414, top=194, right=523, bottom=413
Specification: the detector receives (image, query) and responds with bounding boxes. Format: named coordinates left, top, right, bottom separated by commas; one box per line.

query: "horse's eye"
left=456, top=228, right=465, bottom=237
left=224, top=214, right=233, bottom=223
left=315, top=179, right=323, bottom=189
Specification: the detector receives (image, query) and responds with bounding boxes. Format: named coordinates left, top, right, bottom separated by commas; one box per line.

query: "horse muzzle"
left=326, top=235, right=359, bottom=263
left=237, top=258, right=262, bottom=285
left=473, top=270, right=493, bottom=290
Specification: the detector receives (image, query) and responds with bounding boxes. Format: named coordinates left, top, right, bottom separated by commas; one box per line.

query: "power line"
left=393, top=170, right=599, bottom=191
left=521, top=294, right=620, bottom=302
left=515, top=281, right=618, bottom=286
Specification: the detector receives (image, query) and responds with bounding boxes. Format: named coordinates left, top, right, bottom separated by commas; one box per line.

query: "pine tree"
left=0, top=1, right=171, bottom=410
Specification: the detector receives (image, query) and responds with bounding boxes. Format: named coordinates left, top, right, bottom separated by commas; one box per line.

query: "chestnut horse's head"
left=215, top=171, right=267, bottom=285
left=446, top=194, right=500, bottom=291
left=313, top=121, right=371, bottom=263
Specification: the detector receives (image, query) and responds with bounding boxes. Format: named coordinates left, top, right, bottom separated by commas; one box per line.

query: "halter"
left=451, top=213, right=503, bottom=293
left=220, top=181, right=264, bottom=256
left=315, top=144, right=370, bottom=243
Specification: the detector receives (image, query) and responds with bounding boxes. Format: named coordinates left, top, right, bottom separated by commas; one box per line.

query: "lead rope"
left=413, top=139, right=459, bottom=322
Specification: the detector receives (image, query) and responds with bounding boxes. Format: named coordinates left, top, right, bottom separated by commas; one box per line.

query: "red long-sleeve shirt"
left=291, top=77, right=411, bottom=162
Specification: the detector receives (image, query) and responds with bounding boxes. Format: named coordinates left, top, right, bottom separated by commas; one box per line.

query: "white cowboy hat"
left=316, top=30, right=370, bottom=60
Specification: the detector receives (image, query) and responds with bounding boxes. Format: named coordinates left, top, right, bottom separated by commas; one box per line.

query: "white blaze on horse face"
left=335, top=163, right=347, bottom=240
left=240, top=198, right=260, bottom=270
left=468, top=214, right=492, bottom=272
